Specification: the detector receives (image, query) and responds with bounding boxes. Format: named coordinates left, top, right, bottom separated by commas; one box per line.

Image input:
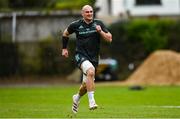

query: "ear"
left=81, top=11, right=84, bottom=17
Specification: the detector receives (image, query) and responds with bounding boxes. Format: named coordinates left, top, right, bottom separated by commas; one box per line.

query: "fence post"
left=12, top=12, right=16, bottom=42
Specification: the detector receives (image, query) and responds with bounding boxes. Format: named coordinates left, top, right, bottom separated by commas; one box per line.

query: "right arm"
left=63, top=28, right=70, bottom=37
left=61, top=21, right=76, bottom=58
left=61, top=29, right=70, bottom=58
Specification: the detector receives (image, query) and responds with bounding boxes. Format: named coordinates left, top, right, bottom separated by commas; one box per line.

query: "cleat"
left=72, top=94, right=80, bottom=114
left=89, top=102, right=98, bottom=110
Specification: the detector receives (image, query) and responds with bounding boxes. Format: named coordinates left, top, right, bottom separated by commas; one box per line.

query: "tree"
left=0, top=0, right=96, bottom=11
left=8, top=0, right=53, bottom=9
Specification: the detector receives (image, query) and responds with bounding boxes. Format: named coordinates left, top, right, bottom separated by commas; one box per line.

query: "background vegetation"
left=108, top=19, right=180, bottom=80
left=0, top=0, right=96, bottom=11
left=0, top=19, right=180, bottom=79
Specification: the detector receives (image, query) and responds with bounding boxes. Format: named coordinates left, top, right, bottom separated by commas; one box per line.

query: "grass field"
left=0, top=83, right=180, bottom=118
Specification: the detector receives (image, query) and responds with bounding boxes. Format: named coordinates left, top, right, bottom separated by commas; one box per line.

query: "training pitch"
left=0, top=83, right=180, bottom=118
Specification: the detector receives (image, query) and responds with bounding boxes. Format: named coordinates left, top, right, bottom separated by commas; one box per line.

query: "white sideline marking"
left=147, top=105, right=180, bottom=109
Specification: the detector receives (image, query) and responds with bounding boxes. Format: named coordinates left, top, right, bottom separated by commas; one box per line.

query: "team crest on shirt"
left=92, top=23, right=97, bottom=27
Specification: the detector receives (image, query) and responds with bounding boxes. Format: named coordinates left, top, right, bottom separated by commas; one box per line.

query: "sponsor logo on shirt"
left=79, top=25, right=84, bottom=29
left=79, top=30, right=96, bottom=35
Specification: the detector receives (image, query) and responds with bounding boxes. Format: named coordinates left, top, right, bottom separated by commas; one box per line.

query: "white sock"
left=75, top=93, right=81, bottom=101
left=87, top=91, right=95, bottom=103
left=77, top=93, right=81, bottom=99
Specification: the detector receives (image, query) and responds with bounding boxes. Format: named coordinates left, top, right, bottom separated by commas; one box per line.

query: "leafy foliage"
left=126, top=20, right=173, bottom=53
left=0, top=0, right=96, bottom=11
left=108, top=19, right=179, bottom=80
left=55, top=0, right=96, bottom=10
left=109, top=19, right=176, bottom=55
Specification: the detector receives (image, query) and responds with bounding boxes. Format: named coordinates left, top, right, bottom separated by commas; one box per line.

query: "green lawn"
left=0, top=84, right=180, bottom=118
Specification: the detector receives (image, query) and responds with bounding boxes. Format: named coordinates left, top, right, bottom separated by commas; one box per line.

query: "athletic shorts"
left=74, top=53, right=87, bottom=68
left=74, top=53, right=98, bottom=68
left=74, top=53, right=96, bottom=82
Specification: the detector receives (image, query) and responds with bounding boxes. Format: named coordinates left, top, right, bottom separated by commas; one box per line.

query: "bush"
left=55, top=0, right=96, bottom=10
left=0, top=19, right=179, bottom=79
left=126, top=20, right=172, bottom=53
left=38, top=40, right=75, bottom=75
left=168, top=20, right=180, bottom=51
left=8, top=0, right=52, bottom=9
left=17, top=39, right=76, bottom=76
left=0, top=43, right=19, bottom=76
left=18, top=42, right=42, bottom=75
left=108, top=19, right=178, bottom=80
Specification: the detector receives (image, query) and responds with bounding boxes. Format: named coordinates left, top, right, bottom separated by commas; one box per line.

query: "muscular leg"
left=78, top=82, right=87, bottom=96
left=81, top=63, right=97, bottom=109
left=75, top=67, right=95, bottom=99
left=72, top=60, right=97, bottom=112
left=77, top=67, right=96, bottom=100
left=86, top=67, right=98, bottom=109
left=72, top=81, right=87, bottom=114
left=86, top=67, right=95, bottom=92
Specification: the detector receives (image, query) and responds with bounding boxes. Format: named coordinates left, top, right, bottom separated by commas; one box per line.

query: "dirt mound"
left=125, top=50, right=180, bottom=85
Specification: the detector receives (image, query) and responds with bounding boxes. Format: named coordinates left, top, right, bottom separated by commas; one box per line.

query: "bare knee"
left=87, top=68, right=95, bottom=78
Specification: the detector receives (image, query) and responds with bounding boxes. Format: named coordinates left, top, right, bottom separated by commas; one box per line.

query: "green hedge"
left=108, top=19, right=180, bottom=80
left=0, top=40, right=76, bottom=77
left=17, top=40, right=76, bottom=76
left=0, top=19, right=180, bottom=78
left=109, top=19, right=177, bottom=54
left=0, top=0, right=96, bottom=11
left=55, top=0, right=96, bottom=10
left=168, top=21, right=180, bottom=51
left=0, top=43, right=19, bottom=76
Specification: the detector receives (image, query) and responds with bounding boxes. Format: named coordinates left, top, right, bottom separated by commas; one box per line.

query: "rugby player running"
left=61, top=5, right=112, bottom=113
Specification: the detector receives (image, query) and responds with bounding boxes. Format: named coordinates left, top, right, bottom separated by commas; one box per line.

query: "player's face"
left=82, top=7, right=93, bottom=22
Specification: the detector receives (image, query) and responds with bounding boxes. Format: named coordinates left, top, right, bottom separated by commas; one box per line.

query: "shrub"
left=168, top=20, right=180, bottom=51
left=0, top=43, right=19, bottom=76
left=108, top=19, right=177, bottom=80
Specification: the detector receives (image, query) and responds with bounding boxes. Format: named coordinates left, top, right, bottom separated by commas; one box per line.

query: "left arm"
left=96, top=25, right=112, bottom=43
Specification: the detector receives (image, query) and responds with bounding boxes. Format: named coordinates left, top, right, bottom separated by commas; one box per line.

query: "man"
left=61, top=5, right=112, bottom=114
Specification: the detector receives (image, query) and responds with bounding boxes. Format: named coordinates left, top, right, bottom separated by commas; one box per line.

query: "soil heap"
left=126, top=50, right=180, bottom=85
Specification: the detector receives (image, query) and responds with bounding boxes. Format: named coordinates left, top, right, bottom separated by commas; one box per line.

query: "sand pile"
left=126, top=50, right=180, bottom=85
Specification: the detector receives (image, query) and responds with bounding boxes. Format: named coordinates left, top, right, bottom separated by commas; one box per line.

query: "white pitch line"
left=146, top=105, right=180, bottom=108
